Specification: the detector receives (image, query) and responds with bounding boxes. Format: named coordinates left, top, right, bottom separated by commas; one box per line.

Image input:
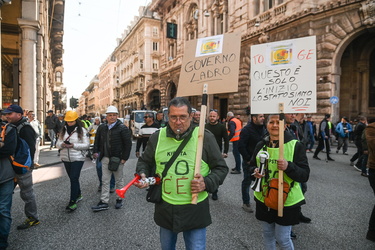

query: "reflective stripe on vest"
left=253, top=140, right=305, bottom=207
left=155, top=127, right=209, bottom=205
left=228, top=118, right=242, bottom=142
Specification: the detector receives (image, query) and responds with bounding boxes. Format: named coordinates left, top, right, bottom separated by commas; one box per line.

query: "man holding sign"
left=134, top=97, right=228, bottom=250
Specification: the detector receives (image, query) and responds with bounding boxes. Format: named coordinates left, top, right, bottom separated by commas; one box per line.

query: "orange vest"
left=228, top=118, right=242, bottom=142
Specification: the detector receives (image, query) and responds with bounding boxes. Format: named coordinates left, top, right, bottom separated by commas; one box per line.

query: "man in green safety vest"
left=134, top=97, right=228, bottom=250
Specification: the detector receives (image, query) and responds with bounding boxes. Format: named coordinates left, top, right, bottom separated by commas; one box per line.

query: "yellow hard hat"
left=64, top=110, right=79, bottom=122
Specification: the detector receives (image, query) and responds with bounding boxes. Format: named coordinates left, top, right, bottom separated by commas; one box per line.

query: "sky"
left=63, top=0, right=151, bottom=100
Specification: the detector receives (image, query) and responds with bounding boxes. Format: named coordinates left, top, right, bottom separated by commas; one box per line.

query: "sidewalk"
left=36, top=144, right=62, bottom=168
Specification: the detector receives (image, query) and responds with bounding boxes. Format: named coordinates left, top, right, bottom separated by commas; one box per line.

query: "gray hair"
left=168, top=97, right=192, bottom=114
left=227, top=112, right=234, bottom=117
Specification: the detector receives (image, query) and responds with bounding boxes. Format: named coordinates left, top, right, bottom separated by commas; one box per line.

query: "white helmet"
left=106, top=105, right=119, bottom=114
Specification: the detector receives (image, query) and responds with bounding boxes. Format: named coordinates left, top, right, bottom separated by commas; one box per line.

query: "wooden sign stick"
left=192, top=84, right=208, bottom=204
left=278, top=103, right=285, bottom=217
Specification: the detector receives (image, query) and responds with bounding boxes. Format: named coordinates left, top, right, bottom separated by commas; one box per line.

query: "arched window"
left=55, top=71, right=62, bottom=83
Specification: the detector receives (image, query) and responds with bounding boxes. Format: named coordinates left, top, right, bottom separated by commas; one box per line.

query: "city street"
left=7, top=140, right=375, bottom=250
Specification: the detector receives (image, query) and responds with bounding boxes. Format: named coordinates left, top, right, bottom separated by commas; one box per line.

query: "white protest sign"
left=177, top=33, right=241, bottom=96
left=250, top=36, right=317, bottom=114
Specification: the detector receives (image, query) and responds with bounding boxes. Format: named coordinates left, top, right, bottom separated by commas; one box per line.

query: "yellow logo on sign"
left=271, top=45, right=292, bottom=65
left=201, top=40, right=221, bottom=54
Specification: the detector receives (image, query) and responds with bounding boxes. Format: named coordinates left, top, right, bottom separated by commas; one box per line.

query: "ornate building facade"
left=149, top=0, right=375, bottom=121
left=112, top=5, right=162, bottom=116
left=1, top=0, right=66, bottom=123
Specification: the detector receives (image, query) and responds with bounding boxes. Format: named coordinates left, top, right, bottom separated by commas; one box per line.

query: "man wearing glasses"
left=135, top=97, right=228, bottom=250
left=135, top=112, right=160, bottom=158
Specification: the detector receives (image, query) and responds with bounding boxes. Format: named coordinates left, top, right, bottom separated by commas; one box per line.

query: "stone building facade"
left=148, top=0, right=375, bottom=122
left=0, top=0, right=66, bottom=123
left=112, top=6, right=162, bottom=116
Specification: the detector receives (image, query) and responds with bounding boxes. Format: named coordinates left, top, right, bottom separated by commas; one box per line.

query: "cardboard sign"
left=250, top=36, right=317, bottom=114
left=177, top=33, right=241, bottom=96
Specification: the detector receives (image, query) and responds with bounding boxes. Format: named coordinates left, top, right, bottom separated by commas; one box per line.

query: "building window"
left=153, top=42, right=158, bottom=51
left=140, top=59, right=144, bottom=69
left=55, top=71, right=62, bottom=82
left=153, top=59, right=158, bottom=70
left=153, top=27, right=158, bottom=37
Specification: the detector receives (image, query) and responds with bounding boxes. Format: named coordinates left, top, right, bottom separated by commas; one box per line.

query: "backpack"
left=1, top=122, right=33, bottom=175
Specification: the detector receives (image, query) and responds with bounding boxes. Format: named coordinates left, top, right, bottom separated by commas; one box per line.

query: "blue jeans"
left=0, top=179, right=14, bottom=249
left=63, top=161, right=84, bottom=202
left=307, top=133, right=315, bottom=150
left=96, top=159, right=115, bottom=189
left=241, top=162, right=252, bottom=204
left=232, top=141, right=241, bottom=172
left=160, top=226, right=206, bottom=250
left=48, top=129, right=56, bottom=148
left=261, top=221, right=294, bottom=250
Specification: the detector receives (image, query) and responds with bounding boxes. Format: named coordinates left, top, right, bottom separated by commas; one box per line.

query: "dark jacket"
left=366, top=122, right=375, bottom=170
left=354, top=122, right=366, bottom=143
left=136, top=124, right=228, bottom=233
left=250, top=132, right=310, bottom=226
left=13, top=117, right=37, bottom=162
left=93, top=119, right=132, bottom=161
left=0, top=123, right=17, bottom=184
left=238, top=121, right=266, bottom=163
left=205, top=122, right=229, bottom=154
left=45, top=114, right=59, bottom=132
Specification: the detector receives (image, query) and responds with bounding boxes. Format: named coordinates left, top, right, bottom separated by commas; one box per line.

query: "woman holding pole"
left=251, top=114, right=310, bottom=250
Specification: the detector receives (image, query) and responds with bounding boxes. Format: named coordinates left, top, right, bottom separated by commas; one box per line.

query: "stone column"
left=17, top=18, right=39, bottom=111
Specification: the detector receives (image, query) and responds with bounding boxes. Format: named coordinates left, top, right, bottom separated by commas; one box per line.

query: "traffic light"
left=70, top=97, right=78, bottom=108
left=53, top=91, right=60, bottom=106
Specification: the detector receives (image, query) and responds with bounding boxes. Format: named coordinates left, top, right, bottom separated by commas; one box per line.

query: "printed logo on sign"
left=201, top=40, right=221, bottom=54
left=271, top=44, right=292, bottom=65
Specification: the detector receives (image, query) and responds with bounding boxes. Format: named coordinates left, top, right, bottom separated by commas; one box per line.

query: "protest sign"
left=177, top=33, right=241, bottom=96
left=250, top=36, right=317, bottom=114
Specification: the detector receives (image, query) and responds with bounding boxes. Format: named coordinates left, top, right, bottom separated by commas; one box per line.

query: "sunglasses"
left=210, top=109, right=218, bottom=112
left=144, top=116, right=152, bottom=118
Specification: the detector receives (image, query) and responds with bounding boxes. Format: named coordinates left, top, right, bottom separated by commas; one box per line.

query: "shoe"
left=313, top=156, right=321, bottom=160
left=97, top=185, right=102, bottom=192
left=65, top=201, right=77, bottom=212
left=76, top=195, right=83, bottom=203
left=350, top=161, right=355, bottom=166
left=290, top=231, right=297, bottom=239
left=361, top=173, right=369, bottom=177
left=115, top=199, right=123, bottom=209
left=17, top=216, right=40, bottom=230
left=34, top=163, right=41, bottom=168
left=212, top=192, right=218, bottom=200
left=366, top=230, right=375, bottom=242
left=300, top=213, right=311, bottom=223
left=336, top=150, right=339, bottom=154
left=50, top=147, right=52, bottom=150
left=308, top=149, right=314, bottom=153
left=353, top=165, right=361, bottom=172
left=343, top=152, right=348, bottom=155
left=242, top=204, right=254, bottom=213
left=327, top=157, right=335, bottom=161
left=230, top=170, right=241, bottom=174
left=110, top=187, right=116, bottom=193
left=91, top=201, right=109, bottom=212
left=231, top=168, right=236, bottom=171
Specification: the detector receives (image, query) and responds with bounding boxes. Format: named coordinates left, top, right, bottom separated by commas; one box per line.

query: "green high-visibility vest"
left=155, top=127, right=209, bottom=205
left=254, top=140, right=305, bottom=207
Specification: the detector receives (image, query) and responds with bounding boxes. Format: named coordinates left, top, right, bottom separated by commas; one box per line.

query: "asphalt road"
left=7, top=141, right=375, bottom=250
